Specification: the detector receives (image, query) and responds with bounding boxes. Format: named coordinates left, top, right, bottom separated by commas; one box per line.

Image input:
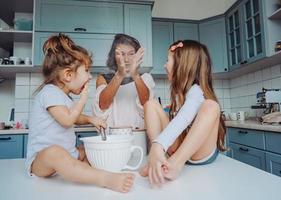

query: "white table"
left=1, top=155, right=281, bottom=200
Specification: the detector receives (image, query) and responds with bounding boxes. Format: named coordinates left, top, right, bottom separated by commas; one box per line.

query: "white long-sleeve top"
left=154, top=84, right=205, bottom=151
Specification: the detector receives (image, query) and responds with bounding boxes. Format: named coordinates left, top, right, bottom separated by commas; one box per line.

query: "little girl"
left=26, top=34, right=135, bottom=193
left=140, top=40, right=226, bottom=186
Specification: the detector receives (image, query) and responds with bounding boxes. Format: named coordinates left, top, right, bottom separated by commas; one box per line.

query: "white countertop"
left=0, top=155, right=281, bottom=200
left=225, top=120, right=281, bottom=133
left=0, top=126, right=97, bottom=135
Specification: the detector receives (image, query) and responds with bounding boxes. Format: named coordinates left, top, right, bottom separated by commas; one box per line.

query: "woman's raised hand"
left=115, top=48, right=127, bottom=77
left=130, top=47, right=144, bottom=78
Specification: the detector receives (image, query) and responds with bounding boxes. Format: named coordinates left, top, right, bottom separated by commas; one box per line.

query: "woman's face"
left=115, top=44, right=135, bottom=66
left=164, top=51, right=174, bottom=81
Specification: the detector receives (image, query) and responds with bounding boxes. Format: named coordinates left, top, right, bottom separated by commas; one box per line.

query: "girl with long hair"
left=140, top=40, right=226, bottom=186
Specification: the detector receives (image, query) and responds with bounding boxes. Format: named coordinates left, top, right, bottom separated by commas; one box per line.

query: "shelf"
left=214, top=51, right=281, bottom=79
left=0, top=30, right=33, bottom=52
left=269, top=7, right=281, bottom=19
left=0, top=65, right=41, bottom=79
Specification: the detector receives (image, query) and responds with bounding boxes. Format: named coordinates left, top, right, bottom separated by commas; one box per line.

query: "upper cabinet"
left=124, top=4, right=153, bottom=69
left=35, top=0, right=123, bottom=34
left=199, top=17, right=228, bottom=73
left=174, top=22, right=199, bottom=41
left=226, top=0, right=265, bottom=70
left=33, top=0, right=154, bottom=70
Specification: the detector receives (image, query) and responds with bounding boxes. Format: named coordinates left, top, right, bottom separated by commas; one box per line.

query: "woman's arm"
left=97, top=73, right=124, bottom=110
left=133, top=74, right=150, bottom=105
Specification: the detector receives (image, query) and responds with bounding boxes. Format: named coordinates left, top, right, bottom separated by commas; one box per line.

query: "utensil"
left=100, top=127, right=107, bottom=141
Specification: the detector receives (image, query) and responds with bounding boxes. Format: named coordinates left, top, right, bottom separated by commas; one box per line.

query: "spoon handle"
left=101, top=128, right=107, bottom=141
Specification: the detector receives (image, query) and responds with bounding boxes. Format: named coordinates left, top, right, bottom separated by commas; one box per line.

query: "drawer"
left=76, top=132, right=97, bottom=146
left=0, top=135, right=24, bottom=159
left=229, top=142, right=266, bottom=170
left=265, top=132, right=281, bottom=154
left=227, top=128, right=265, bottom=150
left=35, top=0, right=123, bottom=33
left=266, top=152, right=281, bottom=177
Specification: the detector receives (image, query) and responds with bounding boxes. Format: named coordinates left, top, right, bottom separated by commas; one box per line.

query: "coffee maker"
left=251, top=88, right=281, bottom=114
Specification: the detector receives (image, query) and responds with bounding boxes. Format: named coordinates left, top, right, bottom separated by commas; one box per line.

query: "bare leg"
left=139, top=99, right=169, bottom=177
left=31, top=145, right=135, bottom=193
left=164, top=100, right=220, bottom=180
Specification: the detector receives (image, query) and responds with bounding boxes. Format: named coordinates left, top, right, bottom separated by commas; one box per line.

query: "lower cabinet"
left=266, top=152, right=281, bottom=177
left=76, top=132, right=97, bottom=147
left=227, top=128, right=281, bottom=176
left=229, top=142, right=266, bottom=170
left=0, top=135, right=24, bottom=159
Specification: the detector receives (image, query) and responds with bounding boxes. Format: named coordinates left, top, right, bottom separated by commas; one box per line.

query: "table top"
left=0, top=155, right=281, bottom=200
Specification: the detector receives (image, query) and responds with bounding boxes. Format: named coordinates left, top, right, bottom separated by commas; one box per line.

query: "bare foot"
left=105, top=172, right=135, bottom=193
left=139, top=165, right=148, bottom=177
left=162, top=160, right=183, bottom=181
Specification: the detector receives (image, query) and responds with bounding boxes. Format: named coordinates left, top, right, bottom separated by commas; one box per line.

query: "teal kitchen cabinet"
left=229, top=142, right=266, bottom=170
left=266, top=152, right=281, bottom=177
left=226, top=0, right=265, bottom=70
left=34, top=32, right=114, bottom=66
left=76, top=132, right=97, bottom=147
left=174, top=22, right=199, bottom=41
left=0, top=135, right=24, bottom=159
left=23, top=134, right=28, bottom=158
left=35, top=0, right=123, bottom=34
left=265, top=131, right=281, bottom=155
left=124, top=4, right=153, bottom=68
left=151, top=21, right=173, bottom=74
left=199, top=17, right=228, bottom=73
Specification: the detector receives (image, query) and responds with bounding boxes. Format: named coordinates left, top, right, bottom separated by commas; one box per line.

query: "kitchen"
left=1, top=0, right=281, bottom=199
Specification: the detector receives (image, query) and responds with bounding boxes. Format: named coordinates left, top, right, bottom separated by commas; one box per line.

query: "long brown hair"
left=35, top=33, right=92, bottom=93
left=169, top=40, right=226, bottom=151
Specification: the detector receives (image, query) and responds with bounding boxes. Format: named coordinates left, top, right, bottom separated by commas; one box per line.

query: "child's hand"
left=89, top=117, right=107, bottom=131
left=147, top=142, right=167, bottom=186
left=80, top=82, right=89, bottom=103
left=115, top=48, right=127, bottom=77
left=130, top=47, right=144, bottom=78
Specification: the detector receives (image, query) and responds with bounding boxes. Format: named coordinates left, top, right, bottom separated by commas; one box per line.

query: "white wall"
left=152, top=0, right=237, bottom=20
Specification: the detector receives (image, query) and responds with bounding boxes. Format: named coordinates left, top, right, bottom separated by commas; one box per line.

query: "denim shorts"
left=186, top=149, right=219, bottom=165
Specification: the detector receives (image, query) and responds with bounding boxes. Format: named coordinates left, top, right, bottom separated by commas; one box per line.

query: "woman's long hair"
left=35, top=33, right=92, bottom=94
left=169, top=40, right=226, bottom=151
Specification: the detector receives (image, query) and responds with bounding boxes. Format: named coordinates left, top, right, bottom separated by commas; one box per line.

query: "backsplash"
left=12, top=73, right=231, bottom=123
left=229, top=64, right=281, bottom=117
left=7, top=64, right=281, bottom=123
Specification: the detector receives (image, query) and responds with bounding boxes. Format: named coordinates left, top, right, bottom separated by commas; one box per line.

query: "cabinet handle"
left=238, top=130, right=248, bottom=134
left=239, top=147, right=249, bottom=152
left=77, top=135, right=81, bottom=138
left=0, top=137, right=12, bottom=141
left=74, top=27, right=87, bottom=32
left=240, top=60, right=248, bottom=65
left=224, top=68, right=228, bottom=71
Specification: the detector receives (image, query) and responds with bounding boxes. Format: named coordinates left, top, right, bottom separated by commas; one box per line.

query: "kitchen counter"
left=225, top=120, right=281, bottom=133
left=0, top=126, right=97, bottom=135
left=0, top=155, right=281, bottom=200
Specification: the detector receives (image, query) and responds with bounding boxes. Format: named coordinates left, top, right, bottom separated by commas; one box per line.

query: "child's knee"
left=201, top=99, right=220, bottom=115
left=41, top=145, right=69, bottom=161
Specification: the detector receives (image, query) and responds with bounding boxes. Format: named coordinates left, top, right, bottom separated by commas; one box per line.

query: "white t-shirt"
left=154, top=84, right=205, bottom=151
left=26, top=84, right=79, bottom=173
left=92, top=73, right=155, bottom=130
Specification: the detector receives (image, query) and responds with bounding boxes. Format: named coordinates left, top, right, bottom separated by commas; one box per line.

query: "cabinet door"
left=226, top=6, right=244, bottom=69
left=35, top=0, right=123, bottom=34
left=174, top=22, right=199, bottom=41
left=265, top=131, right=281, bottom=154
left=0, top=135, right=24, bottom=159
left=23, top=135, right=28, bottom=158
left=227, top=128, right=265, bottom=150
left=241, top=0, right=265, bottom=63
left=266, top=152, right=281, bottom=177
left=124, top=4, right=153, bottom=68
left=151, top=21, right=173, bottom=74
left=34, top=32, right=114, bottom=67
left=229, top=142, right=266, bottom=170
left=199, top=17, right=228, bottom=73
left=76, top=132, right=97, bottom=147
